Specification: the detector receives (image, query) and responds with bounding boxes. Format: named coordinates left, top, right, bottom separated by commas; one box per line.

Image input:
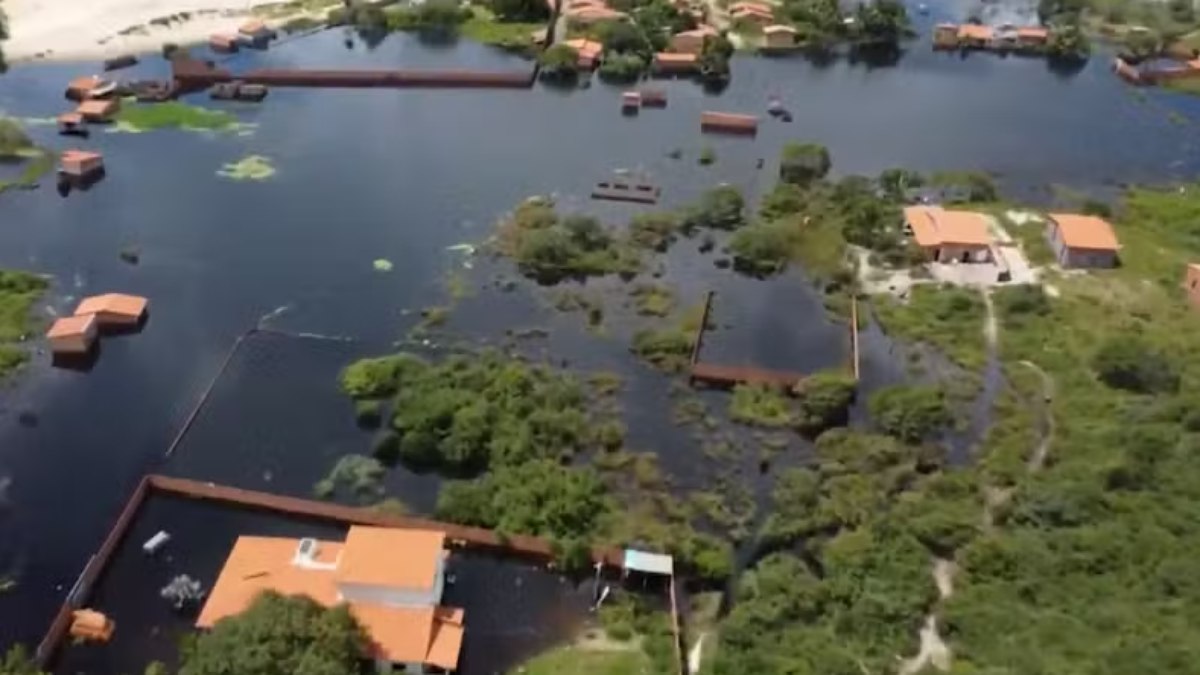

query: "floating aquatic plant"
left=217, top=155, right=276, bottom=181
left=373, top=259, right=394, bottom=272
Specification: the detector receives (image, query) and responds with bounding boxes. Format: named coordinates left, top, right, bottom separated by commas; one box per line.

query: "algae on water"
left=114, top=102, right=238, bottom=132
left=217, top=155, right=276, bottom=181
left=373, top=259, right=394, bottom=272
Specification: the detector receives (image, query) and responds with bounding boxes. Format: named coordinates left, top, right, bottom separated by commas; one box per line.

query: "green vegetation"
left=872, top=284, right=987, bottom=370
left=680, top=185, right=745, bottom=232
left=461, top=6, right=542, bottom=50
left=0, top=119, right=32, bottom=155
left=629, top=283, right=674, bottom=316
left=779, top=142, right=831, bottom=185
left=114, top=102, right=237, bottom=132
left=178, top=592, right=367, bottom=675
left=596, top=595, right=676, bottom=673
left=699, top=34, right=734, bottom=86
left=0, top=271, right=47, bottom=381
left=216, top=155, right=275, bottom=181
left=794, top=371, right=857, bottom=433
left=630, top=301, right=707, bottom=372
left=598, top=52, right=647, bottom=82
left=313, top=454, right=385, bottom=502
left=698, top=146, right=716, bottom=165
left=776, top=0, right=910, bottom=50
left=495, top=198, right=639, bottom=283
left=0, top=118, right=53, bottom=194
left=382, top=0, right=471, bottom=35
left=868, top=385, right=952, bottom=443
left=628, top=212, right=682, bottom=251
left=508, top=646, right=654, bottom=675
left=729, top=383, right=793, bottom=427
left=539, top=44, right=581, bottom=81
left=728, top=219, right=799, bottom=275
left=1092, top=333, right=1180, bottom=393
left=1, top=646, right=45, bottom=675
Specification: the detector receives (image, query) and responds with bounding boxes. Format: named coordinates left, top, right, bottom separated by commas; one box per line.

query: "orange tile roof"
left=61, top=149, right=102, bottom=162
left=731, top=6, right=773, bottom=18
left=75, top=293, right=147, bottom=319
left=568, top=6, right=628, bottom=20
left=68, top=76, right=101, bottom=91
left=1049, top=213, right=1121, bottom=251
left=197, top=532, right=462, bottom=670
left=335, top=527, right=445, bottom=590
left=47, top=314, right=97, bottom=338
left=729, top=1, right=773, bottom=12
left=958, top=24, right=994, bottom=41
left=904, top=206, right=992, bottom=247
left=1016, top=26, right=1048, bottom=39
left=240, top=19, right=267, bottom=33
left=763, top=24, right=796, bottom=34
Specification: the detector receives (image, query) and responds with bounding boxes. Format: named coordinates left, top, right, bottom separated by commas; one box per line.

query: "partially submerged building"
left=763, top=24, right=798, bottom=48
left=65, top=75, right=112, bottom=101
left=76, top=98, right=119, bottom=122
left=75, top=293, right=149, bottom=327
left=903, top=205, right=994, bottom=263
left=238, top=19, right=276, bottom=47
left=197, top=527, right=464, bottom=673
left=46, top=314, right=98, bottom=355
left=209, top=33, right=240, bottom=53
left=957, top=24, right=994, bottom=48
left=563, top=38, right=604, bottom=69
left=670, top=25, right=718, bottom=54
left=700, top=110, right=758, bottom=134
left=653, top=52, right=699, bottom=74
left=59, top=150, right=105, bottom=180
left=1046, top=213, right=1120, bottom=268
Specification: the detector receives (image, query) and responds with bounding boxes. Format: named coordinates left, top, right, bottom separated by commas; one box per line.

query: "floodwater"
left=2, top=1, right=1200, bottom=655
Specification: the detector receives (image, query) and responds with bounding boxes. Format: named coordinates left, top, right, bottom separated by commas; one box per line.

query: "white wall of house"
left=933, top=245, right=991, bottom=263
left=1046, top=222, right=1116, bottom=268
left=338, top=556, right=445, bottom=608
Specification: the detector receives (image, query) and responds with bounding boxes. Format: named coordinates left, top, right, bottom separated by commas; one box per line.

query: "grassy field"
left=461, top=6, right=543, bottom=47
left=0, top=149, right=54, bottom=195
left=871, top=284, right=989, bottom=372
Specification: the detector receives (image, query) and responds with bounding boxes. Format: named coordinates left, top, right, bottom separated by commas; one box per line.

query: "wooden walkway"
left=689, top=362, right=805, bottom=389
left=172, top=58, right=535, bottom=91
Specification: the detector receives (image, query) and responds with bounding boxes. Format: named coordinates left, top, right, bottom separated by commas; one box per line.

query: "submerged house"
left=670, top=25, right=718, bottom=54
left=763, top=24, right=798, bottom=48
left=653, top=52, right=699, bottom=74
left=76, top=98, right=119, bottom=122
left=46, top=314, right=98, bottom=355
left=197, top=527, right=464, bottom=674
left=1046, top=213, right=1120, bottom=268
left=563, top=38, right=604, bottom=68
left=75, top=293, right=149, bottom=327
left=957, top=24, right=994, bottom=48
left=903, top=206, right=994, bottom=263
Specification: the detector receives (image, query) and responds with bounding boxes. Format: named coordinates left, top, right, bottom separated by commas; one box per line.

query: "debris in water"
left=216, top=155, right=275, bottom=181
left=373, top=259, right=394, bottom=272
left=119, top=245, right=140, bottom=265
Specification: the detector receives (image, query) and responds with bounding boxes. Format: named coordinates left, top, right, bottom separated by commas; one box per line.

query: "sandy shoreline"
left=2, top=0, right=302, bottom=63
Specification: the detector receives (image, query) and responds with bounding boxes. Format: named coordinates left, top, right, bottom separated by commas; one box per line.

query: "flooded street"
left=1, top=7, right=1200, bottom=651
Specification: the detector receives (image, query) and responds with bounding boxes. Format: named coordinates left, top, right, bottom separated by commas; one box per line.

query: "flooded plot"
left=52, top=492, right=595, bottom=675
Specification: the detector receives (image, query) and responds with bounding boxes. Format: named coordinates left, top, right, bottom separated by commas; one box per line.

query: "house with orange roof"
left=670, top=25, right=718, bottom=55
left=731, top=5, right=774, bottom=24
left=197, top=526, right=464, bottom=673
left=654, top=52, right=699, bottom=74
left=957, top=24, right=994, bottom=47
left=59, top=150, right=104, bottom=179
left=903, top=206, right=994, bottom=263
left=1046, top=213, right=1120, bottom=268
left=564, top=38, right=604, bottom=68
left=76, top=98, right=119, bottom=122
left=763, top=24, right=797, bottom=48
left=1016, top=26, right=1049, bottom=47
left=46, top=314, right=98, bottom=355
left=75, top=293, right=148, bottom=327
left=729, top=1, right=773, bottom=14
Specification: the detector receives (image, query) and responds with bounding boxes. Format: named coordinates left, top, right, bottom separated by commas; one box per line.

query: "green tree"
left=598, top=20, right=648, bottom=55
left=868, top=385, right=951, bottom=443
left=598, top=52, right=646, bottom=82
left=539, top=44, right=580, bottom=80
left=1046, top=24, right=1090, bottom=61
left=779, top=142, right=831, bottom=185
left=728, top=220, right=797, bottom=275
left=178, top=592, right=368, bottom=675
left=0, top=646, right=45, bottom=675
left=853, top=0, right=909, bottom=44
left=680, top=185, right=745, bottom=232
left=879, top=168, right=923, bottom=201
left=795, top=372, right=856, bottom=433
left=698, top=33, right=734, bottom=84
left=0, top=119, right=32, bottom=156
left=1092, top=335, right=1180, bottom=394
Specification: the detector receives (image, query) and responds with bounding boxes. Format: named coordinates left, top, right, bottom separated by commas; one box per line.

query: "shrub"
left=795, top=372, right=856, bottom=433
left=1092, top=335, right=1180, bottom=394
left=730, top=383, right=794, bottom=427
left=868, top=385, right=951, bottom=443
left=779, top=142, right=831, bottom=185
left=631, top=328, right=692, bottom=371
left=728, top=220, right=796, bottom=276
left=680, top=185, right=745, bottom=232
left=629, top=212, right=681, bottom=251
left=539, top=44, right=579, bottom=81
left=339, top=354, right=422, bottom=398
left=371, top=431, right=401, bottom=466
left=994, top=283, right=1050, bottom=320
left=0, top=119, right=31, bottom=156
left=598, top=52, right=646, bottom=82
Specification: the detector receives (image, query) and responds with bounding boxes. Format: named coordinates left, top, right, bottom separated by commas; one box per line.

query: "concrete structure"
left=46, top=314, right=98, bottom=355
left=198, top=526, right=463, bottom=673
left=653, top=52, right=699, bottom=74
left=763, top=24, right=797, bottom=48
left=564, top=38, right=603, bottom=68
left=1184, top=263, right=1200, bottom=309
left=75, top=98, right=119, bottom=122
left=209, top=34, right=239, bottom=53
left=75, top=293, right=148, bottom=327
left=903, top=206, right=993, bottom=263
left=1046, top=213, right=1120, bottom=268
left=670, top=25, right=718, bottom=55
left=58, top=150, right=104, bottom=179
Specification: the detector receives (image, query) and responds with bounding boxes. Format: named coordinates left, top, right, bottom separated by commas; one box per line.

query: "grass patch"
left=461, top=6, right=541, bottom=49
left=217, top=155, right=276, bottom=181
left=507, top=644, right=653, bottom=675
left=729, top=383, right=794, bottom=427
left=0, top=270, right=48, bottom=381
left=871, top=284, right=988, bottom=371
left=0, top=149, right=54, bottom=194
left=629, top=283, right=674, bottom=317
left=115, top=102, right=237, bottom=132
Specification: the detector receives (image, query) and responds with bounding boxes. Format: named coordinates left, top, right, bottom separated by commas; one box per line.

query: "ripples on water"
left=1, top=15, right=1199, bottom=654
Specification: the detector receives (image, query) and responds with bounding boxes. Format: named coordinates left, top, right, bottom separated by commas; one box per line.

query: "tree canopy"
left=779, top=142, right=831, bottom=185
left=178, top=592, right=368, bottom=675
left=868, top=385, right=952, bottom=443
left=1092, top=335, right=1180, bottom=394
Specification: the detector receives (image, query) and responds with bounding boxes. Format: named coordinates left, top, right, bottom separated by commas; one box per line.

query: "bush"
left=728, top=220, right=797, bottom=276
left=631, top=328, right=692, bottom=371
left=795, top=372, right=856, bottom=433
left=371, top=431, right=401, bottom=466
left=994, top=284, right=1050, bottom=321
left=868, top=385, right=951, bottom=443
left=598, top=52, right=646, bottom=82
left=315, top=455, right=386, bottom=502
left=680, top=185, right=745, bottom=232
left=628, top=212, right=681, bottom=251
left=539, top=44, right=579, bottom=81
left=0, top=119, right=31, bottom=156
left=339, top=354, right=422, bottom=398
left=779, top=142, right=831, bottom=186
left=497, top=198, right=639, bottom=282
left=730, top=383, right=794, bottom=427
left=1092, top=335, right=1180, bottom=394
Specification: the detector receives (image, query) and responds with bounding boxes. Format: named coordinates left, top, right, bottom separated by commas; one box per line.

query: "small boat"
left=767, top=97, right=785, bottom=116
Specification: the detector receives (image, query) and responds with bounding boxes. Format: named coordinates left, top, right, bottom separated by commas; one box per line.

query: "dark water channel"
left=3, top=4, right=1200, bottom=654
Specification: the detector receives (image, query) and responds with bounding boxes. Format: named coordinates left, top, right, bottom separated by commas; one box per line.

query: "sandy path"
left=3, top=0, right=285, bottom=62
left=898, top=558, right=955, bottom=675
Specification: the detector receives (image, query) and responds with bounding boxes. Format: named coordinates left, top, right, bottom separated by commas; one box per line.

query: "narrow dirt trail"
left=1018, top=359, right=1055, bottom=472
left=897, top=558, right=955, bottom=675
